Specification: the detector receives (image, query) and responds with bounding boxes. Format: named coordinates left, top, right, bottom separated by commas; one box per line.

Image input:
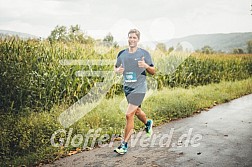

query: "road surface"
left=44, top=94, right=252, bottom=167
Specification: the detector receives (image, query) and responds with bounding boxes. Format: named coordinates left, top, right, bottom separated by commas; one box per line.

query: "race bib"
left=125, top=72, right=137, bottom=82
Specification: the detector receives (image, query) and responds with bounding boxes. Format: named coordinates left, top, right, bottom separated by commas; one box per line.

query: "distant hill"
left=165, top=32, right=252, bottom=53
left=0, top=30, right=38, bottom=39
left=1, top=30, right=251, bottom=53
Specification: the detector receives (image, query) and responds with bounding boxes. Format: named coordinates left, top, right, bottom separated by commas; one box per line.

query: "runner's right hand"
left=116, top=64, right=124, bottom=74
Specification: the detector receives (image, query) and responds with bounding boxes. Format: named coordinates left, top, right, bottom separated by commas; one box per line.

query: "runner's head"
left=128, top=29, right=140, bottom=48
left=128, top=29, right=140, bottom=40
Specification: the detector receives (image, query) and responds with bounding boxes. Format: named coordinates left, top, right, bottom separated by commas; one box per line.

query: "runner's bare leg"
left=135, top=108, right=147, bottom=124
left=124, top=104, right=138, bottom=142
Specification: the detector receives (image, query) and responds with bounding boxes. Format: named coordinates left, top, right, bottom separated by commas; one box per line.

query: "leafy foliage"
left=155, top=42, right=167, bottom=52
left=247, top=40, right=252, bottom=53
left=1, top=25, right=252, bottom=167
left=47, top=25, right=95, bottom=45
left=1, top=78, right=252, bottom=166
left=200, top=45, right=214, bottom=54
left=233, top=48, right=244, bottom=54
left=1, top=38, right=252, bottom=114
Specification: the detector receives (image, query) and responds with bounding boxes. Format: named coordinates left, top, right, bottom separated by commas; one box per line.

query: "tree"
left=68, top=25, right=86, bottom=43
left=103, top=33, right=114, bottom=47
left=233, top=48, right=244, bottom=54
left=48, top=25, right=68, bottom=43
left=168, top=46, right=174, bottom=53
left=155, top=42, right=167, bottom=52
left=247, top=40, right=252, bottom=53
left=47, top=24, right=95, bottom=45
left=175, top=43, right=183, bottom=51
left=201, top=45, right=214, bottom=54
left=102, top=33, right=119, bottom=47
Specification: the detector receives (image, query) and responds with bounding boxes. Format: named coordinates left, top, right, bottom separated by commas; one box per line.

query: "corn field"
left=0, top=37, right=252, bottom=166
left=0, top=37, right=252, bottom=114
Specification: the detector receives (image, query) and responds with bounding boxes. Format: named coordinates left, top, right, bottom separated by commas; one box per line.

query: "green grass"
left=1, top=78, right=252, bottom=166
left=143, top=78, right=252, bottom=126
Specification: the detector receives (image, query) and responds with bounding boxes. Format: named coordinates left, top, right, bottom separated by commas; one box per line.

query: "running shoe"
left=145, top=119, right=153, bottom=137
left=114, top=142, right=128, bottom=155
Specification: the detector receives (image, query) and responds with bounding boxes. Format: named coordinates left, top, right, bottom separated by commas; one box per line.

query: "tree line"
left=47, top=24, right=118, bottom=47
left=155, top=41, right=252, bottom=54
left=48, top=25, right=252, bottom=54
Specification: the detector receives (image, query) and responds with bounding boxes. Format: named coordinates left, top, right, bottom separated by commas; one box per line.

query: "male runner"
left=114, top=29, right=155, bottom=154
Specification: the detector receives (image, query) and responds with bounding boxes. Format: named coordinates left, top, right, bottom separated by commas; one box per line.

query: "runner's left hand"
left=138, top=57, right=149, bottom=69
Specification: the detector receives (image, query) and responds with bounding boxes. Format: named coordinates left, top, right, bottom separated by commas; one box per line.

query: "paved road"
left=44, top=94, right=252, bottom=167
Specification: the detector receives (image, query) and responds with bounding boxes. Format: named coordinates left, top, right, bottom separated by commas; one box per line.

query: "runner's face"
left=128, top=33, right=139, bottom=48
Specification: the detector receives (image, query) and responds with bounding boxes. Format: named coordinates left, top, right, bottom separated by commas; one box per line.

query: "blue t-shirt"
left=115, top=48, right=154, bottom=93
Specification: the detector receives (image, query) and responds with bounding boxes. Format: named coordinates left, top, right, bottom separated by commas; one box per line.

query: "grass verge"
left=1, top=78, right=252, bottom=166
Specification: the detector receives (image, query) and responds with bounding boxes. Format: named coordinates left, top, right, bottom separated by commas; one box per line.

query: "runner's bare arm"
left=146, top=66, right=155, bottom=75
left=138, top=57, right=155, bottom=75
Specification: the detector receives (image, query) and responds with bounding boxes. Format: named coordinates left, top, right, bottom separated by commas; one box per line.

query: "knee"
left=126, top=112, right=135, bottom=120
left=135, top=108, right=140, bottom=115
left=135, top=108, right=145, bottom=116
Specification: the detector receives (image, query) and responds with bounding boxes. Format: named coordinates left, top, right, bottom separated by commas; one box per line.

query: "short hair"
left=128, top=29, right=140, bottom=39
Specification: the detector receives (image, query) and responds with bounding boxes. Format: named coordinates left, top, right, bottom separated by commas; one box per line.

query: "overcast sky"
left=0, top=0, right=251, bottom=43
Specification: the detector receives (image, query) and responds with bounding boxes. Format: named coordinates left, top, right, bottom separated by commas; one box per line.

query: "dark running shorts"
left=124, top=86, right=145, bottom=107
